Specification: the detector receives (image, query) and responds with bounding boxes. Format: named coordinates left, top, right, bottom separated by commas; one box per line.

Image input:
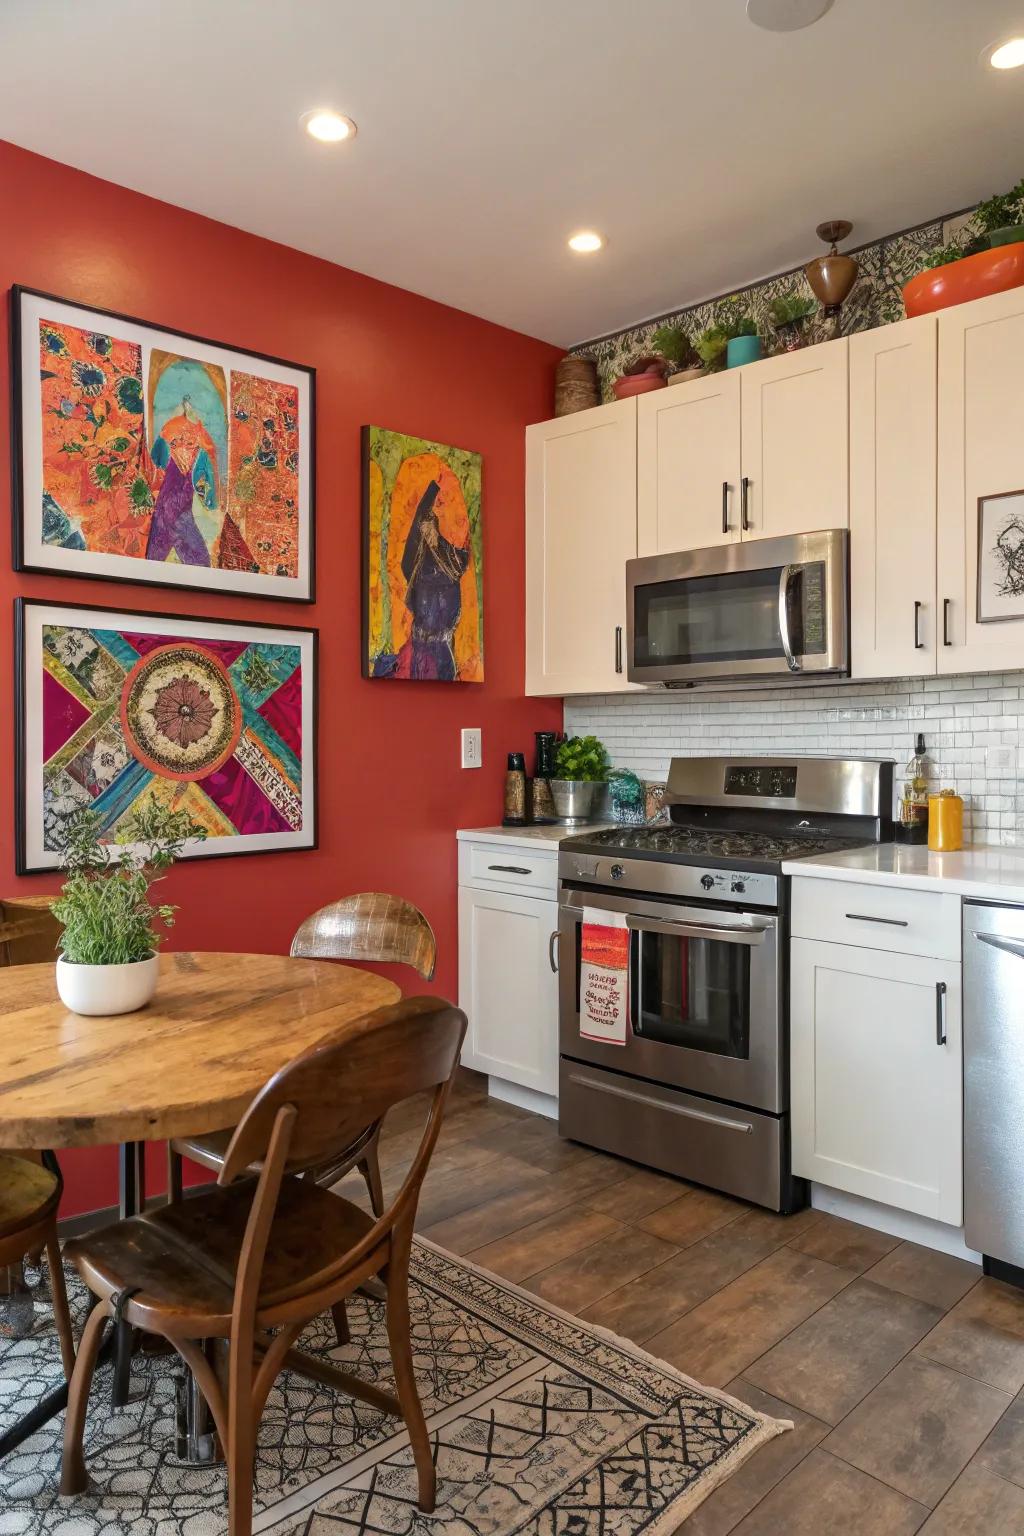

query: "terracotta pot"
left=903, top=242, right=1024, bottom=317
left=611, top=372, right=667, bottom=399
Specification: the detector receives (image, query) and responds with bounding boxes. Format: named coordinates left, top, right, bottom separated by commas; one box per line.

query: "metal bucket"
left=550, top=780, right=597, bottom=824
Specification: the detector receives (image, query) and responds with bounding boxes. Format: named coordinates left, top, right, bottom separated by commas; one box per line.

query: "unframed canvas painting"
left=362, top=425, right=483, bottom=682
left=12, top=288, right=315, bottom=600
left=17, top=600, right=316, bottom=873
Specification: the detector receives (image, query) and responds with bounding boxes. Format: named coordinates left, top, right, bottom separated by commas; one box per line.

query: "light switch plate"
left=461, top=727, right=482, bottom=769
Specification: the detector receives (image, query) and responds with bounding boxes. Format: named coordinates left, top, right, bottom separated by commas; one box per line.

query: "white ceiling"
left=1, top=0, right=1022, bottom=345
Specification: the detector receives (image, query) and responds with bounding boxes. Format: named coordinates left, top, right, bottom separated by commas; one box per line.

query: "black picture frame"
left=16, top=596, right=319, bottom=875
left=10, top=285, right=316, bottom=602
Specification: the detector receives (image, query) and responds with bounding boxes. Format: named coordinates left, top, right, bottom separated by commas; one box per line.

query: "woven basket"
left=555, top=355, right=600, bottom=415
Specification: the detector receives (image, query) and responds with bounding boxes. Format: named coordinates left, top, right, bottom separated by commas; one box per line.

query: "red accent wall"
left=0, top=140, right=563, bottom=1217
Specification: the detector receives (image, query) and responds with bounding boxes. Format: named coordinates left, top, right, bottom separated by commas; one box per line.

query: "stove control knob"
left=700, top=874, right=715, bottom=890
left=731, top=879, right=746, bottom=894
left=610, top=864, right=625, bottom=881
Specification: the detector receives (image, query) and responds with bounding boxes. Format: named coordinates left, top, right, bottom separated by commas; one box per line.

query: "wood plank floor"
left=336, top=1069, right=1024, bottom=1534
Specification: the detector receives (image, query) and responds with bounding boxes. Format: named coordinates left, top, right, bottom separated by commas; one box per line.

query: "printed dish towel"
left=580, top=907, right=630, bottom=1046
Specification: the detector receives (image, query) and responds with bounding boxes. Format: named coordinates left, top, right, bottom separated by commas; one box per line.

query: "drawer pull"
left=914, top=600, right=924, bottom=650
left=936, top=980, right=947, bottom=1045
left=488, top=864, right=532, bottom=875
left=567, top=1071, right=754, bottom=1133
left=721, top=479, right=730, bottom=534
left=943, top=598, right=952, bottom=647
left=844, top=912, right=909, bottom=928
left=548, top=930, right=559, bottom=973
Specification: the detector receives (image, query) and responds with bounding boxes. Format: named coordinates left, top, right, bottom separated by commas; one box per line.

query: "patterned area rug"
left=0, top=1238, right=788, bottom=1535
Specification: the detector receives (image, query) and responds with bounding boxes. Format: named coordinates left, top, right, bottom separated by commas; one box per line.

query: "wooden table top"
left=0, top=951, right=400, bottom=1149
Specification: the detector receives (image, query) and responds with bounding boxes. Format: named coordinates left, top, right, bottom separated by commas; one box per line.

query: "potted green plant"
left=52, top=803, right=203, bottom=1016
left=768, top=291, right=817, bottom=351
left=904, top=176, right=1024, bottom=316
left=718, top=298, right=761, bottom=368
left=551, top=735, right=609, bottom=824
left=651, top=324, right=703, bottom=384
left=694, top=325, right=728, bottom=372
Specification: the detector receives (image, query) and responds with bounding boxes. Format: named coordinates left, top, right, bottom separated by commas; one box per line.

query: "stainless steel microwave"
left=626, top=529, right=849, bottom=687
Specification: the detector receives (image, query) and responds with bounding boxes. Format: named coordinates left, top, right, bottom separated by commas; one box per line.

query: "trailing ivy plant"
left=553, top=735, right=610, bottom=783
left=974, top=178, right=1024, bottom=236
left=52, top=803, right=205, bottom=966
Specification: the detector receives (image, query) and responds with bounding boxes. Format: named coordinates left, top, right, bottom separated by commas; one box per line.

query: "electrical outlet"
left=461, top=727, right=482, bottom=769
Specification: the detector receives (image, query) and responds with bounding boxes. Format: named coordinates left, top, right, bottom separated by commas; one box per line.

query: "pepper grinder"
left=531, top=730, right=558, bottom=825
left=502, top=752, right=527, bottom=826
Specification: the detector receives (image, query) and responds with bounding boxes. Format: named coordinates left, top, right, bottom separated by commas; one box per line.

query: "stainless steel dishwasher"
left=964, top=899, right=1024, bottom=1282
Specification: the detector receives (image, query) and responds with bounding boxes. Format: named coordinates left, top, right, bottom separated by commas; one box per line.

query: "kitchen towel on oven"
left=580, top=907, right=630, bottom=1046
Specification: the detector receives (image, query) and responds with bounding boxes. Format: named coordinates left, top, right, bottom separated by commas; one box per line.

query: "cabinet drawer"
left=459, top=842, right=558, bottom=896
left=791, top=877, right=961, bottom=960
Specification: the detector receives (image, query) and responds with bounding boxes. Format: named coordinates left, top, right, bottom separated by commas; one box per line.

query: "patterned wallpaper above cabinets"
left=570, top=204, right=981, bottom=399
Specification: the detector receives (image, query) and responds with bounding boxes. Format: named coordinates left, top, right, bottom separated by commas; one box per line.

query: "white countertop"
left=457, top=824, right=568, bottom=852
left=783, top=842, right=1024, bottom=905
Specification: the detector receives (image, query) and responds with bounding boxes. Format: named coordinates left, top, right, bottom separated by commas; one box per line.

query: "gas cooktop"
left=561, top=822, right=869, bottom=871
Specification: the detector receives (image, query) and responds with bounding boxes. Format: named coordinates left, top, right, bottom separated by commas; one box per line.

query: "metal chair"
left=61, top=997, right=467, bottom=1535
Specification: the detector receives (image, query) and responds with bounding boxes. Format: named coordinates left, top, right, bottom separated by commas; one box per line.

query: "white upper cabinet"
left=937, top=287, right=1024, bottom=674
left=525, top=398, right=640, bottom=696
left=637, top=372, right=742, bottom=554
left=739, top=338, right=849, bottom=540
left=850, top=316, right=938, bottom=680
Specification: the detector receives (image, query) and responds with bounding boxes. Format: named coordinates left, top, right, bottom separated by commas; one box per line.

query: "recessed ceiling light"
left=568, top=231, right=604, bottom=254
left=301, top=109, right=357, bottom=144
left=989, top=36, right=1024, bottom=69
left=746, top=0, right=833, bottom=32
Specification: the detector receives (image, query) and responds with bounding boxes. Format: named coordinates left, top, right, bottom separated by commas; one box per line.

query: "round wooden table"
left=0, top=951, right=400, bottom=1461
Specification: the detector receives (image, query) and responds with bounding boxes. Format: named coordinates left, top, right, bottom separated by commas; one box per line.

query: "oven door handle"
left=625, top=915, right=768, bottom=947
left=778, top=562, right=801, bottom=673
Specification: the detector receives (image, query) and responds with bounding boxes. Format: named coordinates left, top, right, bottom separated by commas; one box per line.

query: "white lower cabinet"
left=791, top=936, right=963, bottom=1225
left=458, top=883, right=559, bottom=1097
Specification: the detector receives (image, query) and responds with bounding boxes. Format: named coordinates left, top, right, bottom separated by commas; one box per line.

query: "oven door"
left=558, top=887, right=784, bottom=1112
left=626, top=529, right=848, bottom=685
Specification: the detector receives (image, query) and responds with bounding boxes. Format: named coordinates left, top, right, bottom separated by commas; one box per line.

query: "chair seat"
left=65, top=1177, right=377, bottom=1334
left=0, top=1152, right=60, bottom=1239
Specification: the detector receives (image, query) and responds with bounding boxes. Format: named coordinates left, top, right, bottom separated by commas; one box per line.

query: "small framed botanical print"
left=16, top=598, right=317, bottom=874
left=977, top=490, right=1024, bottom=624
left=11, top=286, right=315, bottom=601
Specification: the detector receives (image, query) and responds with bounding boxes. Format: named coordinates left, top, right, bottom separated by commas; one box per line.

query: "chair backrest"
left=290, top=894, right=437, bottom=980
left=0, top=898, right=62, bottom=967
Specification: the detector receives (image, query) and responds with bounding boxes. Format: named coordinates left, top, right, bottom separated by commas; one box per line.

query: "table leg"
left=110, top=1142, right=145, bottom=1409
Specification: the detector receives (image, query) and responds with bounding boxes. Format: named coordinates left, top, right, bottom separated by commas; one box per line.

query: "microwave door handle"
left=778, top=562, right=801, bottom=673
left=625, top=915, right=766, bottom=947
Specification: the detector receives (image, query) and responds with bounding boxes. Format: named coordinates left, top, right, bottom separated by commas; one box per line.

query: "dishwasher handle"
left=974, top=931, right=1024, bottom=961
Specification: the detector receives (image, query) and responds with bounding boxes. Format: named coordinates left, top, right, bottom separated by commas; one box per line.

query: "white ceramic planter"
left=56, top=954, right=159, bottom=1016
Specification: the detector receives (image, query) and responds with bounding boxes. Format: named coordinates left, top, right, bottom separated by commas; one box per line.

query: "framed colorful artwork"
left=362, top=424, right=483, bottom=682
left=10, top=286, right=315, bottom=601
left=978, top=490, right=1024, bottom=623
left=16, top=598, right=317, bottom=874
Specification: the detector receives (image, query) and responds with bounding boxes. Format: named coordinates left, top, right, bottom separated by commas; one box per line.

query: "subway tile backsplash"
left=564, top=673, right=1024, bottom=846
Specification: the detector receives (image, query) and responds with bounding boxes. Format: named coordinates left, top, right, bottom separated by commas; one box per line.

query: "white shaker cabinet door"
left=739, top=338, right=849, bottom=540
left=525, top=398, right=640, bottom=695
left=849, top=315, right=938, bottom=679
left=637, top=372, right=742, bottom=554
left=791, top=937, right=963, bottom=1225
left=937, top=286, right=1024, bottom=674
left=458, top=886, right=559, bottom=1096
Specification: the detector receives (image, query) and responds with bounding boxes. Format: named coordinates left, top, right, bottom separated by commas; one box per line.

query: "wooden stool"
left=0, top=1151, right=75, bottom=1378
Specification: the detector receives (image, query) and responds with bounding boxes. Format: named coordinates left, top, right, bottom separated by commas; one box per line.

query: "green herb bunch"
left=52, top=802, right=204, bottom=966
left=974, top=178, right=1024, bottom=236
left=553, top=735, right=610, bottom=783
left=769, top=291, right=817, bottom=327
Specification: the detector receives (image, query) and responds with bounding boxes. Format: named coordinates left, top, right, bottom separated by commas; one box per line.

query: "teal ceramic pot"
left=727, top=335, right=762, bottom=368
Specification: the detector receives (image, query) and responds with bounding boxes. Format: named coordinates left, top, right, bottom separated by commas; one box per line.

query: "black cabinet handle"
left=741, top=476, right=751, bottom=532
left=549, top=931, right=559, bottom=973
left=914, top=600, right=924, bottom=649
left=488, top=864, right=531, bottom=875
left=845, top=912, right=909, bottom=927
left=615, top=625, right=623, bottom=674
left=722, top=480, right=730, bottom=534
left=943, top=598, right=952, bottom=647
left=936, top=980, right=947, bottom=1045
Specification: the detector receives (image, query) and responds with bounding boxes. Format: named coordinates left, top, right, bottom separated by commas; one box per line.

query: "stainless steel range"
left=556, top=756, right=894, bottom=1212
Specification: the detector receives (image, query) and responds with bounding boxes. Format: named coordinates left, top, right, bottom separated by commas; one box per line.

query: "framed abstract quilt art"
left=16, top=599, right=317, bottom=874
left=11, top=287, right=315, bottom=601
left=362, top=425, right=483, bottom=682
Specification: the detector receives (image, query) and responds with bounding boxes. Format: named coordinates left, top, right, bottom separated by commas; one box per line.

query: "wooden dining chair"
left=0, top=896, right=62, bottom=968
left=0, top=1150, right=75, bottom=1379
left=61, top=995, right=466, bottom=1535
left=167, top=893, right=437, bottom=1219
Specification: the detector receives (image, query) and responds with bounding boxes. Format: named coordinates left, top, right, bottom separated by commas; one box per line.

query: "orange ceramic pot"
left=903, top=242, right=1024, bottom=317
